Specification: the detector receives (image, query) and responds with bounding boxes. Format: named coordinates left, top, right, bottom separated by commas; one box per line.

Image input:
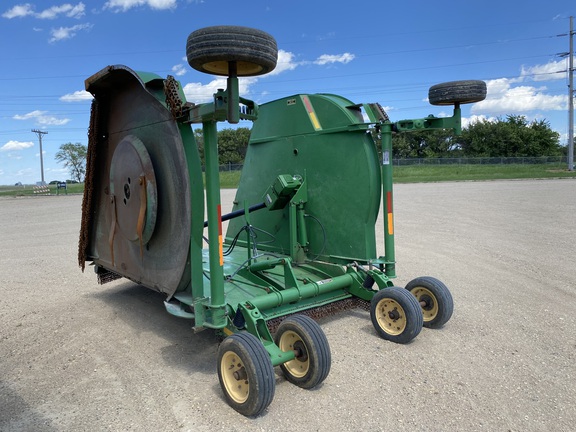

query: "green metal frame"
left=171, top=76, right=463, bottom=361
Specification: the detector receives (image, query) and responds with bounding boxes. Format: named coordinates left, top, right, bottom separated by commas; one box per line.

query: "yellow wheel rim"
left=220, top=351, right=249, bottom=404
left=410, top=287, right=438, bottom=322
left=278, top=330, right=309, bottom=378
left=375, top=298, right=407, bottom=335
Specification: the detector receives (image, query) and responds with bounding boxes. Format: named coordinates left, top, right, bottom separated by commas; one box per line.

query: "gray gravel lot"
left=1, top=179, right=575, bottom=431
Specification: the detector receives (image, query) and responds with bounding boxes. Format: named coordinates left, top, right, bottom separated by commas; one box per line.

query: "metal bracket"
left=237, top=303, right=295, bottom=366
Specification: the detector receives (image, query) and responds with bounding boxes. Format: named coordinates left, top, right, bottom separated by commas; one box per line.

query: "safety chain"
left=164, top=75, right=191, bottom=120
left=374, top=103, right=390, bottom=123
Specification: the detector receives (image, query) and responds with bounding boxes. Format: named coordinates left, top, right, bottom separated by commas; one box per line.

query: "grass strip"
left=1, top=164, right=574, bottom=197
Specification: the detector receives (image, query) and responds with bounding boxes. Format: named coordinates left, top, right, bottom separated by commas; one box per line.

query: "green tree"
left=194, top=127, right=251, bottom=165
left=460, top=115, right=561, bottom=157
left=218, top=128, right=250, bottom=164
left=391, top=129, right=457, bottom=158
left=194, top=128, right=204, bottom=162
left=55, top=142, right=87, bottom=182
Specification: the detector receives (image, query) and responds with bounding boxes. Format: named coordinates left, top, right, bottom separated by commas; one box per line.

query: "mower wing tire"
left=186, top=26, right=278, bottom=77
left=429, top=80, right=486, bottom=105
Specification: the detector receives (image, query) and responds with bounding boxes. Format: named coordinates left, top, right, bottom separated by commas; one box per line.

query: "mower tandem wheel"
left=406, top=276, right=454, bottom=329
left=370, top=287, right=423, bottom=344
left=217, top=332, right=275, bottom=417
left=275, top=314, right=331, bottom=389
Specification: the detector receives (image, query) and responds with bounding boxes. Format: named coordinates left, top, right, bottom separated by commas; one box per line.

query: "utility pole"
left=568, top=16, right=574, bottom=171
left=31, top=129, right=48, bottom=184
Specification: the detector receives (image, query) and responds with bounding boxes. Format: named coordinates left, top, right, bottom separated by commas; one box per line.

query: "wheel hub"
left=388, top=308, right=401, bottom=320
left=376, top=299, right=407, bottom=336
left=220, top=352, right=249, bottom=404
left=109, top=134, right=157, bottom=244
left=233, top=367, right=248, bottom=381
left=278, top=330, right=310, bottom=378
left=411, top=287, right=439, bottom=322
left=293, top=340, right=308, bottom=362
left=419, top=294, right=434, bottom=311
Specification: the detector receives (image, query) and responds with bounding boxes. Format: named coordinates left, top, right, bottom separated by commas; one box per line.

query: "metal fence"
left=218, top=163, right=244, bottom=172
left=216, top=157, right=566, bottom=171
left=391, top=156, right=565, bottom=166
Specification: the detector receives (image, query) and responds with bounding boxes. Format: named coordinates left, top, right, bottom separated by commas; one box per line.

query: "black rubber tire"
left=275, top=314, right=331, bottom=389
left=406, top=276, right=454, bottom=329
left=428, top=80, right=486, bottom=106
left=217, top=332, right=275, bottom=417
left=186, top=26, right=278, bottom=77
left=370, top=287, right=423, bottom=344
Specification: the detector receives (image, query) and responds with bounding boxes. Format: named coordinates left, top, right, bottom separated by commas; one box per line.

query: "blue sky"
left=0, top=0, right=574, bottom=185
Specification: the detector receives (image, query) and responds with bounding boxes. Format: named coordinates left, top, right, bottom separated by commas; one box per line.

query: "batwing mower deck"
left=79, top=26, right=486, bottom=416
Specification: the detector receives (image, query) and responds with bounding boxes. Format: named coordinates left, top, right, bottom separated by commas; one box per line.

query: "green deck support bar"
left=248, top=271, right=355, bottom=311
left=203, top=119, right=226, bottom=327
left=226, top=64, right=240, bottom=124
left=380, top=122, right=396, bottom=277
left=179, top=123, right=205, bottom=310
left=182, top=73, right=247, bottom=329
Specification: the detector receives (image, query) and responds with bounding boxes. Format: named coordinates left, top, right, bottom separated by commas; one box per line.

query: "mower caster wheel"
left=406, top=276, right=454, bottom=329
left=217, top=332, right=275, bottom=417
left=370, top=287, right=423, bottom=344
left=186, top=26, right=278, bottom=77
left=428, top=80, right=486, bottom=106
left=275, top=314, right=331, bottom=389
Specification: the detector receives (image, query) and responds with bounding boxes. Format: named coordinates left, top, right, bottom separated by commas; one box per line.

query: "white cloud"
left=520, top=59, right=567, bottom=82
left=49, top=22, right=92, bottom=42
left=47, top=167, right=69, bottom=176
left=1, top=141, right=34, bottom=151
left=470, top=58, right=569, bottom=117
left=36, top=3, right=86, bottom=19
left=13, top=110, right=71, bottom=126
left=267, top=50, right=298, bottom=76
left=183, top=77, right=257, bottom=103
left=17, top=168, right=34, bottom=177
left=314, top=53, right=355, bottom=66
left=2, top=3, right=86, bottom=19
left=180, top=47, right=359, bottom=105
left=66, top=2, right=86, bottom=18
left=2, top=4, right=34, bottom=19
left=472, top=78, right=567, bottom=115
left=148, top=0, right=176, bottom=9
left=316, top=32, right=336, bottom=41
left=104, top=0, right=177, bottom=12
left=461, top=115, right=497, bottom=129
left=14, top=111, right=41, bottom=120
left=60, top=90, right=93, bottom=102
left=171, top=64, right=187, bottom=77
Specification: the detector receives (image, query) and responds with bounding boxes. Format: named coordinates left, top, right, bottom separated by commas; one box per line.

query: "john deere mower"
left=79, top=26, right=486, bottom=416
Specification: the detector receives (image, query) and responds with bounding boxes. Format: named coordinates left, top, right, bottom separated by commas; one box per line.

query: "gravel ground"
left=1, top=179, right=575, bottom=432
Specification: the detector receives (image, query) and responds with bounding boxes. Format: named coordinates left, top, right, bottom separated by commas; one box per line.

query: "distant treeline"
left=195, top=115, right=565, bottom=165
